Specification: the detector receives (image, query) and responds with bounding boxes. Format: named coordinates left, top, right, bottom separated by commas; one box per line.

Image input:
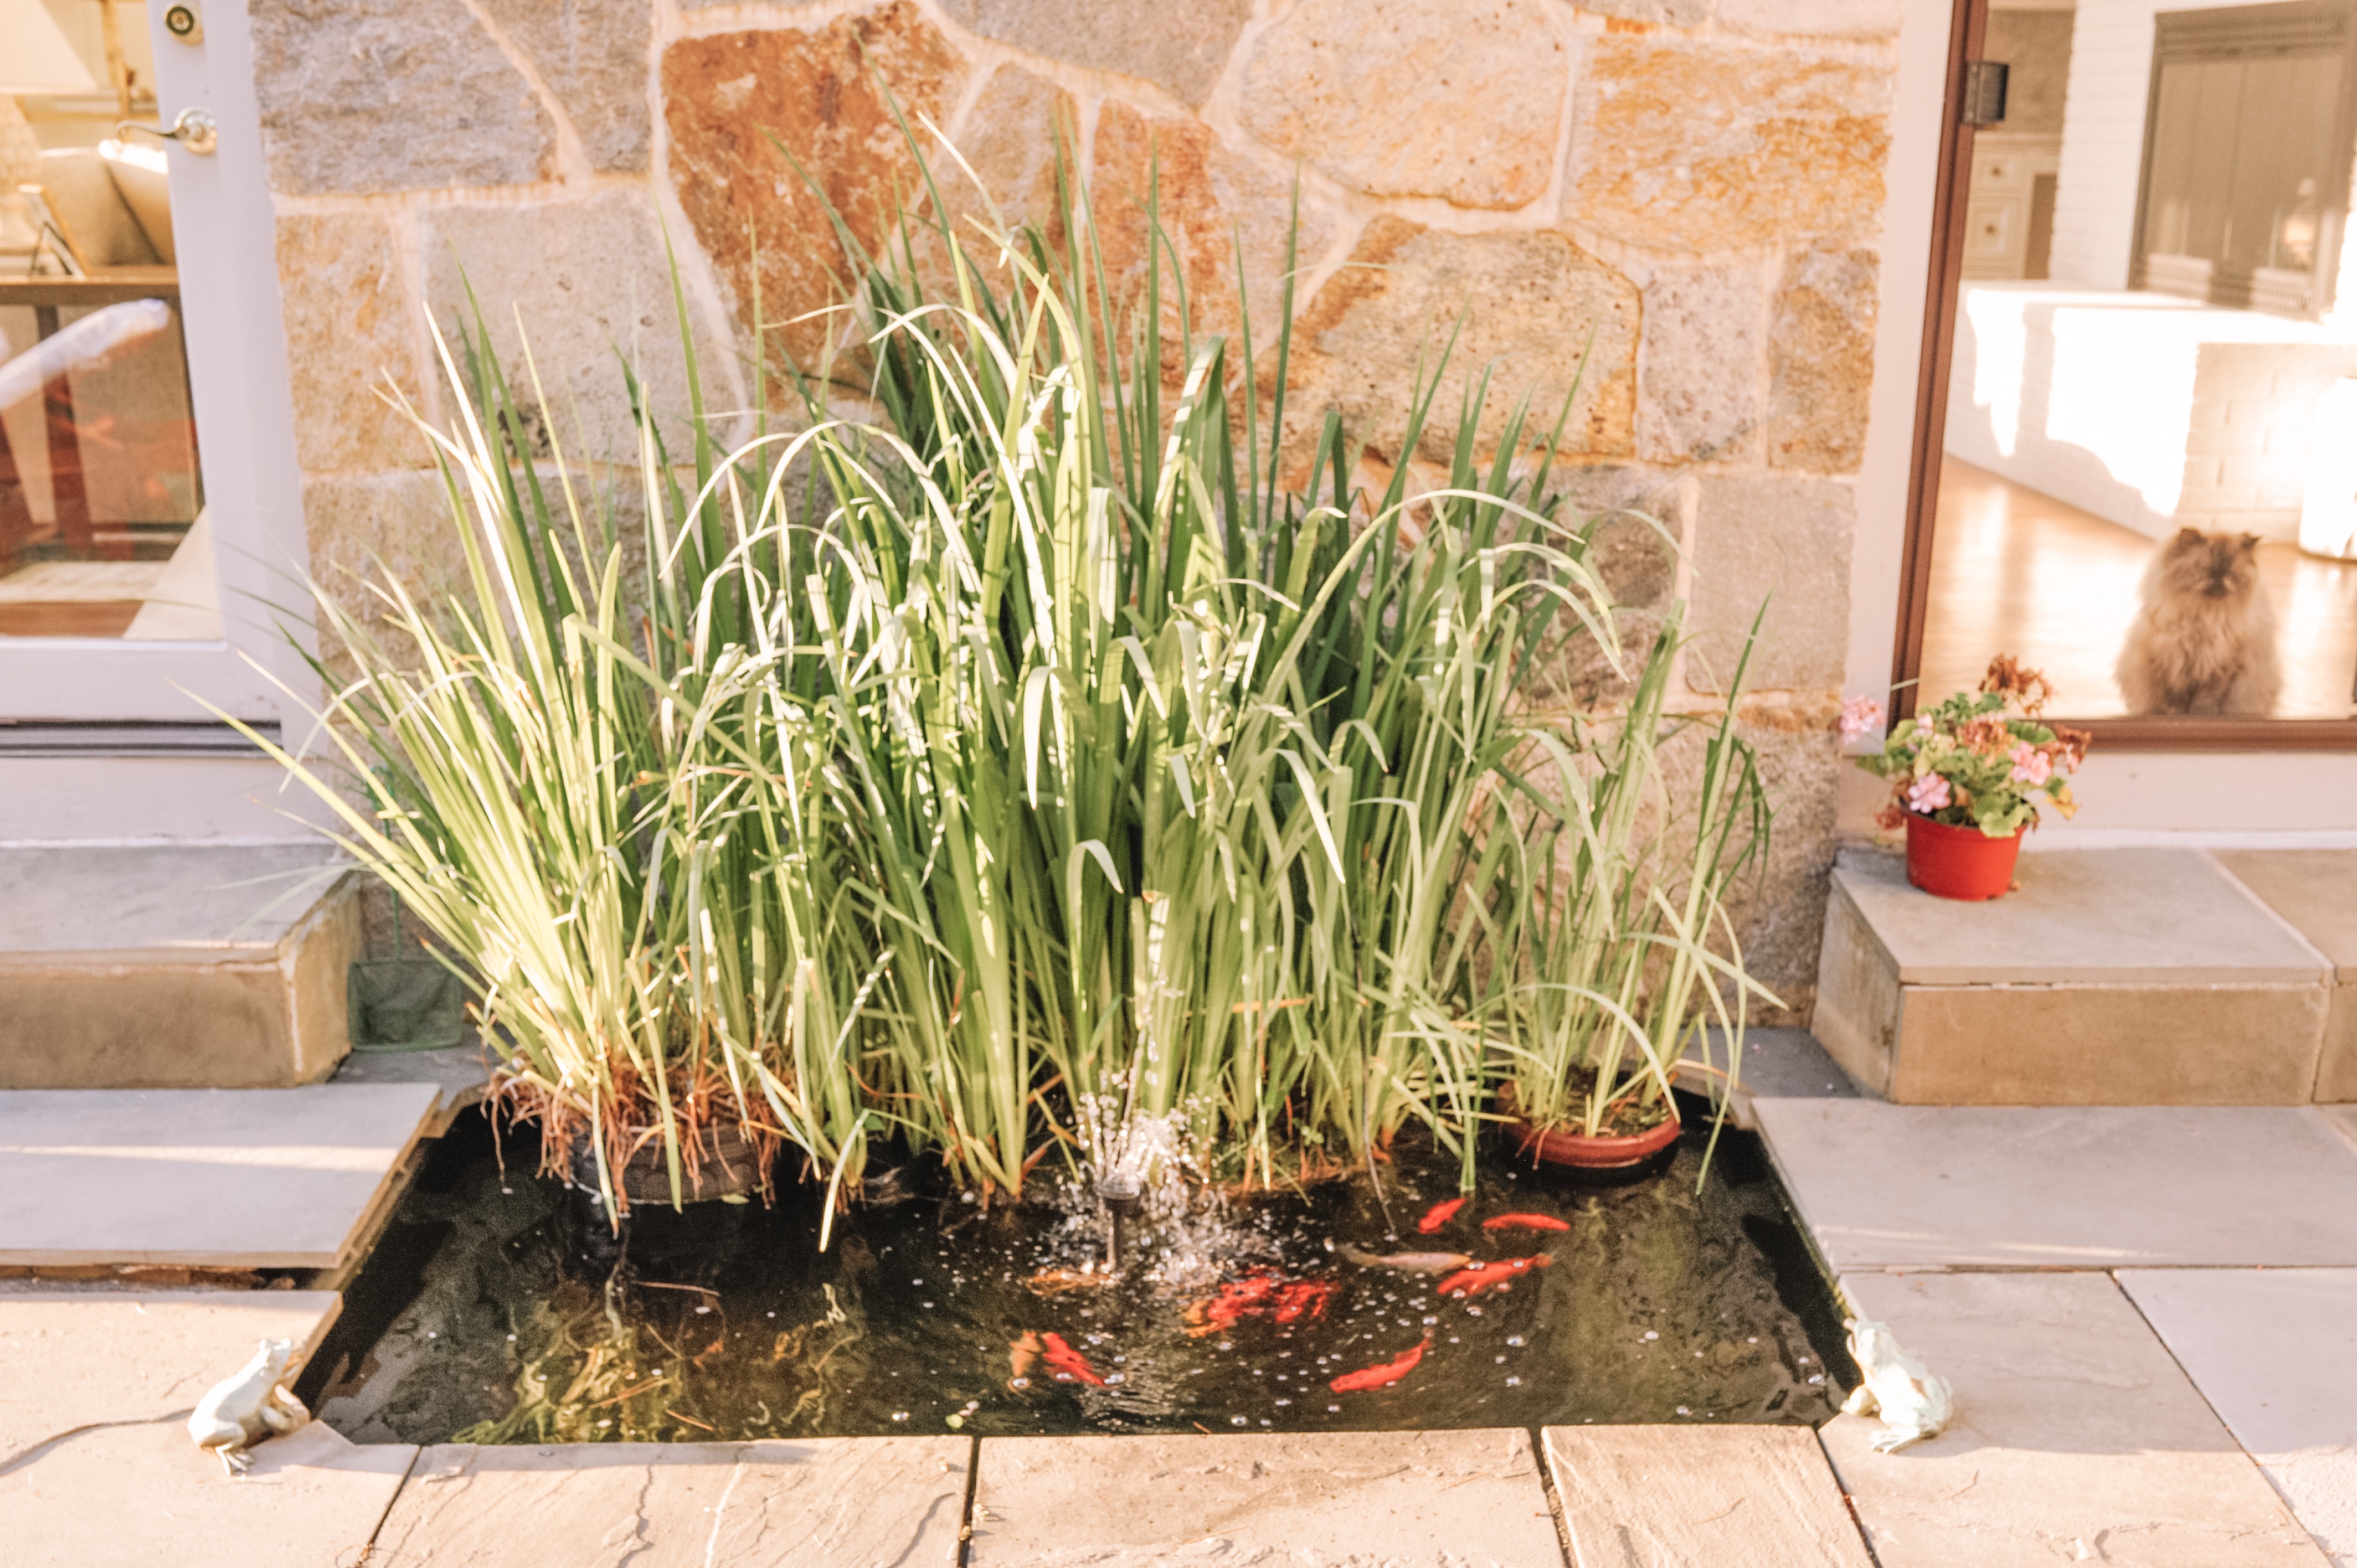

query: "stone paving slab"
left=1832, top=847, right=2327, bottom=986
left=2217, top=851, right=2357, bottom=1102
left=331, top=1043, right=494, bottom=1135
left=371, top=1438, right=970, bottom=1567
left=0, top=843, right=353, bottom=961
left=2215, top=852, right=2357, bottom=976
left=1754, top=1100, right=2357, bottom=1270
left=0, top=1290, right=342, bottom=1457
left=1543, top=1423, right=1873, bottom=1566
left=0, top=1289, right=411, bottom=1568
left=0, top=1084, right=439, bottom=1267
left=1823, top=1271, right=2325, bottom=1567
left=2332, top=1106, right=2357, bottom=1153
left=2119, top=1270, right=2357, bottom=1565
left=1677, top=1028, right=1860, bottom=1127
left=9, top=1417, right=414, bottom=1568
left=966, top=1429, right=1565, bottom=1565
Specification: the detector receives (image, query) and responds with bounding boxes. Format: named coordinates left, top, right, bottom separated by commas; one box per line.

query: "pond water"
left=300, top=1105, right=1852, bottom=1443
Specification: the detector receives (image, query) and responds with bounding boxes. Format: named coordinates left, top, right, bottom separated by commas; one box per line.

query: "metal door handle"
left=116, top=107, right=218, bottom=157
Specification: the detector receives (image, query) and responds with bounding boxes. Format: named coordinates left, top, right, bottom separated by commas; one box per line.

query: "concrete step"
left=0, top=845, right=360, bottom=1089
left=2217, top=850, right=2357, bottom=1102
left=0, top=1084, right=439, bottom=1270
left=1813, top=846, right=2339, bottom=1105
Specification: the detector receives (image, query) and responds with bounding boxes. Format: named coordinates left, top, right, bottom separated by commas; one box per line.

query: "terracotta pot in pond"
left=1510, top=1111, right=1682, bottom=1170
left=567, top=1121, right=768, bottom=1208
left=1498, top=1084, right=1681, bottom=1171
left=1903, top=812, right=2025, bottom=901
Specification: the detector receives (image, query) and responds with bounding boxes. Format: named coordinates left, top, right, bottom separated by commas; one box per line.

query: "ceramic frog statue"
left=186, top=1337, right=310, bottom=1476
left=1841, top=1316, right=1953, bottom=1453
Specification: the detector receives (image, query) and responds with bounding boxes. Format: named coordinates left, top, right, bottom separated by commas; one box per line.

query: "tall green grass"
left=250, top=138, right=1776, bottom=1209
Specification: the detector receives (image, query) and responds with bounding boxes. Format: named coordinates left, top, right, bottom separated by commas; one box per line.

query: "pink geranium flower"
left=2009, top=744, right=2052, bottom=786
left=1838, top=695, right=1885, bottom=741
left=1906, top=773, right=1952, bottom=814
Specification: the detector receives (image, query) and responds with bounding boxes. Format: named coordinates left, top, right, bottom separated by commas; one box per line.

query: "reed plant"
left=1488, top=606, right=1780, bottom=1146
left=247, top=130, right=1777, bottom=1210
left=236, top=276, right=880, bottom=1211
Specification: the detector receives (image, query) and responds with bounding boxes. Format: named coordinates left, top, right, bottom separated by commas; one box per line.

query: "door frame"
left=1891, top=0, right=2357, bottom=749
left=0, top=0, right=315, bottom=728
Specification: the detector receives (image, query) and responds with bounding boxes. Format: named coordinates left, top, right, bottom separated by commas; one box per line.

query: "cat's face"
left=2157, top=528, right=2261, bottom=600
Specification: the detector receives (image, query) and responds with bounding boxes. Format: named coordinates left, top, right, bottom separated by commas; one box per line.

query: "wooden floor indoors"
left=1921, top=457, right=2357, bottom=720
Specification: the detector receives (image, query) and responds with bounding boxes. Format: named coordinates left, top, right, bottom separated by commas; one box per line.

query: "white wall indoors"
left=2045, top=0, right=2306, bottom=289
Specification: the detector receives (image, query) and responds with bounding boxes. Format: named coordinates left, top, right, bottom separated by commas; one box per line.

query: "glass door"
left=0, top=0, right=310, bottom=728
left=1900, top=0, right=2357, bottom=739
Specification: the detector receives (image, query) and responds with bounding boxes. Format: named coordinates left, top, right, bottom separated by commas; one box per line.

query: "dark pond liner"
left=299, top=1100, right=1853, bottom=1443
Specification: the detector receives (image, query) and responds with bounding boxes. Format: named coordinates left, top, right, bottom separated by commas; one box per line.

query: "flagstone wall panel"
left=1238, top=0, right=1571, bottom=211
left=250, top=0, right=557, bottom=194
left=244, top=0, right=1907, bottom=1019
left=478, top=0, right=655, bottom=174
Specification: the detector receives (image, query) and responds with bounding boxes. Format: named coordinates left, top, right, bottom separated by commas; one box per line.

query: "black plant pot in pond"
left=563, top=1121, right=770, bottom=1211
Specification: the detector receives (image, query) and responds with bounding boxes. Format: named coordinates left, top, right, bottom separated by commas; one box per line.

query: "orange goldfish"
left=1329, top=1336, right=1432, bottom=1392
left=1436, top=1255, right=1553, bottom=1299
left=1417, top=1197, right=1468, bottom=1234
left=1040, top=1330, right=1107, bottom=1386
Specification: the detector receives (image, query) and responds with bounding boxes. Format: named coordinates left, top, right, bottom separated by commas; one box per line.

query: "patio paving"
left=0, top=1290, right=415, bottom=1568
left=370, top=1438, right=971, bottom=1566
left=965, top=1428, right=1567, bottom=1565
left=1822, top=1271, right=2327, bottom=1567
left=2119, top=1269, right=2357, bottom=1566
left=1752, top=1100, right=2357, bottom=1270
left=0, top=1084, right=438, bottom=1268
left=331, top=1042, right=495, bottom=1135
left=1543, top=1423, right=1874, bottom=1566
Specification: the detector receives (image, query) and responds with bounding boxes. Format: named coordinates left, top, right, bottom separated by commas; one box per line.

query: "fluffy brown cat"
left=2116, top=527, right=2282, bottom=715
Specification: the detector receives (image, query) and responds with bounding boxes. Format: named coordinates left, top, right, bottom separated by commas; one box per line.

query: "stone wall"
left=250, top=0, right=1900, bottom=1017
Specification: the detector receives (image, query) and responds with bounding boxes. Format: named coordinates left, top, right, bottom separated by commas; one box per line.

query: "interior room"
left=1926, top=0, right=2357, bottom=721
left=0, top=0, right=216, bottom=642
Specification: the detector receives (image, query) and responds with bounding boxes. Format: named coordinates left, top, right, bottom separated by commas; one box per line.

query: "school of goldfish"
left=1010, top=1194, right=1563, bottom=1401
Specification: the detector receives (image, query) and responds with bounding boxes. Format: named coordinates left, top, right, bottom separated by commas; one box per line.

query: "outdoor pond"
left=299, top=1101, right=1852, bottom=1443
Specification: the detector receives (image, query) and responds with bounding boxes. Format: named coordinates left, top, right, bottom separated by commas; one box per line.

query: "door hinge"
left=1962, top=60, right=2010, bottom=127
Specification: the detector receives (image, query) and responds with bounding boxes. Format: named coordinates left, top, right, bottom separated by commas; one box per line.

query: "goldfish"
left=1337, top=1244, right=1471, bottom=1274
left=1026, top=1266, right=1113, bottom=1297
left=1272, top=1280, right=1335, bottom=1323
left=1008, top=1331, right=1042, bottom=1389
left=1417, top=1196, right=1467, bottom=1234
left=1185, top=1272, right=1285, bottom=1337
left=1329, top=1336, right=1432, bottom=1393
left=1039, top=1330, right=1107, bottom=1386
left=1436, top=1255, right=1553, bottom=1299
left=1481, top=1213, right=1569, bottom=1233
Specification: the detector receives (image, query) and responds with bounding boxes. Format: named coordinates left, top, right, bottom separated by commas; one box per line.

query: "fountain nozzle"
left=1097, top=1171, right=1146, bottom=1216
left=1097, top=1171, right=1146, bottom=1273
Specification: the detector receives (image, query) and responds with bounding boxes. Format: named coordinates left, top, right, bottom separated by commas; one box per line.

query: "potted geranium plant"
left=1844, top=656, right=2091, bottom=901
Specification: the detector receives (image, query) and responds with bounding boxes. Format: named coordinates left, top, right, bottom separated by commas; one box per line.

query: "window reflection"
left=1, top=130, right=214, bottom=642
left=1925, top=0, right=2357, bottom=723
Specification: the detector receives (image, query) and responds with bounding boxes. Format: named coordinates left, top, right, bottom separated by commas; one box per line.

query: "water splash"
left=1063, top=1080, right=1266, bottom=1289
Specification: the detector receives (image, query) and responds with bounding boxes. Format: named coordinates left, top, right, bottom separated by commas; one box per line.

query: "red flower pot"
left=1509, top=1110, right=1682, bottom=1170
left=1905, top=812, right=2026, bottom=901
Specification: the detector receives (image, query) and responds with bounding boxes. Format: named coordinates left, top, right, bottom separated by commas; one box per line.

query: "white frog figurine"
left=186, top=1337, right=311, bottom=1476
left=1840, top=1316, right=1953, bottom=1453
